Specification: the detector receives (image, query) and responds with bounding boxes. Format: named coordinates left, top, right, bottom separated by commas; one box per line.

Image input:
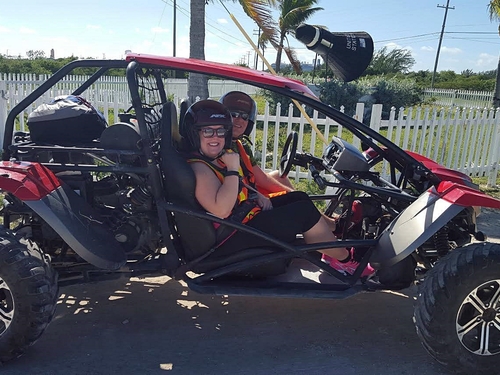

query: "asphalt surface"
left=1, top=208, right=499, bottom=375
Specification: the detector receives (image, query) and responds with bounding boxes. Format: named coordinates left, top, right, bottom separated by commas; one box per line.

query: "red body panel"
left=406, top=150, right=473, bottom=185
left=0, top=161, right=61, bottom=200
left=126, top=53, right=318, bottom=98
left=436, top=180, right=500, bottom=209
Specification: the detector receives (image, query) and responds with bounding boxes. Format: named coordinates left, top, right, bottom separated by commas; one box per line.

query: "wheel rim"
left=0, top=277, right=14, bottom=335
left=456, top=279, right=500, bottom=355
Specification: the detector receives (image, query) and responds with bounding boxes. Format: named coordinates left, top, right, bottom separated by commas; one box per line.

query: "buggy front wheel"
left=0, top=229, right=58, bottom=363
left=414, top=242, right=500, bottom=374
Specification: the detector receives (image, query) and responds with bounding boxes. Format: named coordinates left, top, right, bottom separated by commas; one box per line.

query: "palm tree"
left=187, top=0, right=209, bottom=102
left=271, top=0, right=323, bottom=73
left=187, top=0, right=276, bottom=102
left=489, top=0, right=500, bottom=27
left=488, top=0, right=500, bottom=107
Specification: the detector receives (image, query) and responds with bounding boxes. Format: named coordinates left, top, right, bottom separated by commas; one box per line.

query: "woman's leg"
left=270, top=191, right=337, bottom=232
left=267, top=170, right=294, bottom=190
left=220, top=196, right=348, bottom=260
left=302, top=217, right=349, bottom=260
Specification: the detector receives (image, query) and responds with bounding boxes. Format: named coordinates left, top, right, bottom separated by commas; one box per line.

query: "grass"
left=472, top=176, right=500, bottom=199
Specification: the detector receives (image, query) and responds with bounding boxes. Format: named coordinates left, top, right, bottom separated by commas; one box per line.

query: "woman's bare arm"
left=191, top=161, right=240, bottom=218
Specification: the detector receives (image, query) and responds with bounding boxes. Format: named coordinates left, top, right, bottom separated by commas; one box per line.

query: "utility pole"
left=253, top=27, right=261, bottom=70
left=431, top=0, right=454, bottom=88
left=173, top=0, right=177, bottom=57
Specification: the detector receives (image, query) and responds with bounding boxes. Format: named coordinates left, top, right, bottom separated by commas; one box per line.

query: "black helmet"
left=181, top=99, right=233, bottom=151
left=219, top=91, right=257, bottom=137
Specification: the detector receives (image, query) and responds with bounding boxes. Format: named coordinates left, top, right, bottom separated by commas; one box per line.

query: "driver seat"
left=160, top=102, right=289, bottom=276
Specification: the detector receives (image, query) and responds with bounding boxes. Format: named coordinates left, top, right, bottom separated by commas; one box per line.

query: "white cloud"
left=0, top=26, right=10, bottom=33
left=475, top=53, right=497, bottom=68
left=383, top=42, right=401, bottom=50
left=421, top=46, right=433, bottom=52
left=19, top=27, right=35, bottom=34
left=86, top=25, right=101, bottom=30
left=217, top=18, right=228, bottom=24
left=441, top=46, right=462, bottom=55
left=151, top=27, right=169, bottom=34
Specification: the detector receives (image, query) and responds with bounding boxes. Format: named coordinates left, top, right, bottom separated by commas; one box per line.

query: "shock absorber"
left=433, top=227, right=451, bottom=257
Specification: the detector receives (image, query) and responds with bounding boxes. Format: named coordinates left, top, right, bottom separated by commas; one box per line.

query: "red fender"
left=436, top=180, right=500, bottom=209
left=0, top=161, right=126, bottom=270
left=0, top=161, right=61, bottom=199
left=371, top=182, right=500, bottom=268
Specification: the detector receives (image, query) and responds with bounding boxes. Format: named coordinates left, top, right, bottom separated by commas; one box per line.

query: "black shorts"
left=215, top=191, right=321, bottom=255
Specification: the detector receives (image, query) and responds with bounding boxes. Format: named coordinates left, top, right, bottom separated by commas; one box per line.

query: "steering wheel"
left=279, top=131, right=298, bottom=178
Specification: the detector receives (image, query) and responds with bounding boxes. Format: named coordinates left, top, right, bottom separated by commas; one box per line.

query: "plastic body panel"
left=0, top=161, right=126, bottom=270
left=371, top=181, right=500, bottom=268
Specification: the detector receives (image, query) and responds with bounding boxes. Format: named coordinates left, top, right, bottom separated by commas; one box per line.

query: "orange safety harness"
left=234, top=139, right=287, bottom=199
left=187, top=154, right=261, bottom=225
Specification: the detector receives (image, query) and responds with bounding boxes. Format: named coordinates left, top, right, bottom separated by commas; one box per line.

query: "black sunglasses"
left=230, top=111, right=249, bottom=121
left=200, top=127, right=228, bottom=138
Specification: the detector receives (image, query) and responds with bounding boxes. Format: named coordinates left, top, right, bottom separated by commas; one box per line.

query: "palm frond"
left=237, top=0, right=281, bottom=47
left=488, top=0, right=500, bottom=21
left=281, top=6, right=323, bottom=30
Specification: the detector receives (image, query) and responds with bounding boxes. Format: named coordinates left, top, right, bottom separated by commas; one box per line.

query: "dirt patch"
left=476, top=208, right=500, bottom=243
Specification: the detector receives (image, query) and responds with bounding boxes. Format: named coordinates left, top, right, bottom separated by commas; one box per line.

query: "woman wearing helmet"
left=182, top=99, right=375, bottom=277
left=220, top=91, right=294, bottom=196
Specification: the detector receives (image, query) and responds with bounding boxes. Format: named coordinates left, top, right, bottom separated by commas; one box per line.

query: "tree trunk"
left=493, top=55, right=500, bottom=108
left=188, top=0, right=209, bottom=103
left=275, top=47, right=283, bottom=73
left=275, top=34, right=286, bottom=73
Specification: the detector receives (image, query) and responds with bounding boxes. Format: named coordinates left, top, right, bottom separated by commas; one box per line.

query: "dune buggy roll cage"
left=1, top=56, right=443, bottom=296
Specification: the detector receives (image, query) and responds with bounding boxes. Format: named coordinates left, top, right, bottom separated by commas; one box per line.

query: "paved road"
left=1, top=209, right=499, bottom=375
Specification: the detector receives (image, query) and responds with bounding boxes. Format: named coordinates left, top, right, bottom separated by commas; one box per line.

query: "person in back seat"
left=220, top=91, right=293, bottom=197
left=183, top=99, right=375, bottom=278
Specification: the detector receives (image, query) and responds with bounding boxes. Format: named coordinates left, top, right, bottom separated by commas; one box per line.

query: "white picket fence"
left=0, top=73, right=258, bottom=109
left=422, top=88, right=494, bottom=108
left=249, top=102, right=500, bottom=187
left=0, top=75, right=499, bottom=186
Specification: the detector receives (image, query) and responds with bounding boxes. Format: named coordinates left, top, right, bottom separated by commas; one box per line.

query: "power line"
left=445, top=31, right=498, bottom=35
left=376, top=32, right=440, bottom=43
left=160, top=0, right=246, bottom=49
left=175, top=0, right=248, bottom=46
left=153, top=0, right=169, bottom=47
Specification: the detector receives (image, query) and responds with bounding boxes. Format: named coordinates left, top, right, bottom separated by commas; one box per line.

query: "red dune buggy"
left=0, top=54, right=500, bottom=375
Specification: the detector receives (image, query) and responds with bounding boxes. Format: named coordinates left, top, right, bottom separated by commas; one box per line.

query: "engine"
left=91, top=175, right=158, bottom=254
left=25, top=170, right=161, bottom=265
left=334, top=196, right=392, bottom=240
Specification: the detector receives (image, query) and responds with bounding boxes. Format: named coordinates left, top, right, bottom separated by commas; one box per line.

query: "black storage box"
left=27, top=95, right=107, bottom=144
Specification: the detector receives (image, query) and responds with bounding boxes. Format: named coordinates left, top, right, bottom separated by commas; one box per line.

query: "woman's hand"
left=219, top=149, right=240, bottom=171
left=256, top=192, right=273, bottom=211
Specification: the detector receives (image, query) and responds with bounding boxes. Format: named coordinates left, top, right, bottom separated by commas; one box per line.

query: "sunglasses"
left=200, top=127, right=228, bottom=138
left=230, top=111, right=249, bottom=121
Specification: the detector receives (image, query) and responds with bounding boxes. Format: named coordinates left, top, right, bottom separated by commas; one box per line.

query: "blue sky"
left=1, top=0, right=499, bottom=73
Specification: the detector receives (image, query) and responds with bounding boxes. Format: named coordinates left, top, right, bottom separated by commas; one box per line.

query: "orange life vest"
left=234, top=140, right=256, bottom=188
left=187, top=156, right=261, bottom=224
left=234, top=139, right=287, bottom=199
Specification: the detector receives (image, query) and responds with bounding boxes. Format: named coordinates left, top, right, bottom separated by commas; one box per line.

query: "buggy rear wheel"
left=414, top=242, right=500, bottom=374
left=0, top=229, right=58, bottom=363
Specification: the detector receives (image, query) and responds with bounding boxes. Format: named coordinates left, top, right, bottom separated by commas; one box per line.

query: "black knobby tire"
left=0, top=229, right=58, bottom=363
left=414, top=242, right=500, bottom=375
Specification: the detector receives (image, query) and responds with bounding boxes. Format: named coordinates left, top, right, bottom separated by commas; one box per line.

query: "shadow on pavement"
left=2, top=274, right=449, bottom=375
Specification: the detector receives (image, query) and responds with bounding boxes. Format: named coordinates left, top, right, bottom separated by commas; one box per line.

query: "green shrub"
left=317, top=76, right=422, bottom=123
